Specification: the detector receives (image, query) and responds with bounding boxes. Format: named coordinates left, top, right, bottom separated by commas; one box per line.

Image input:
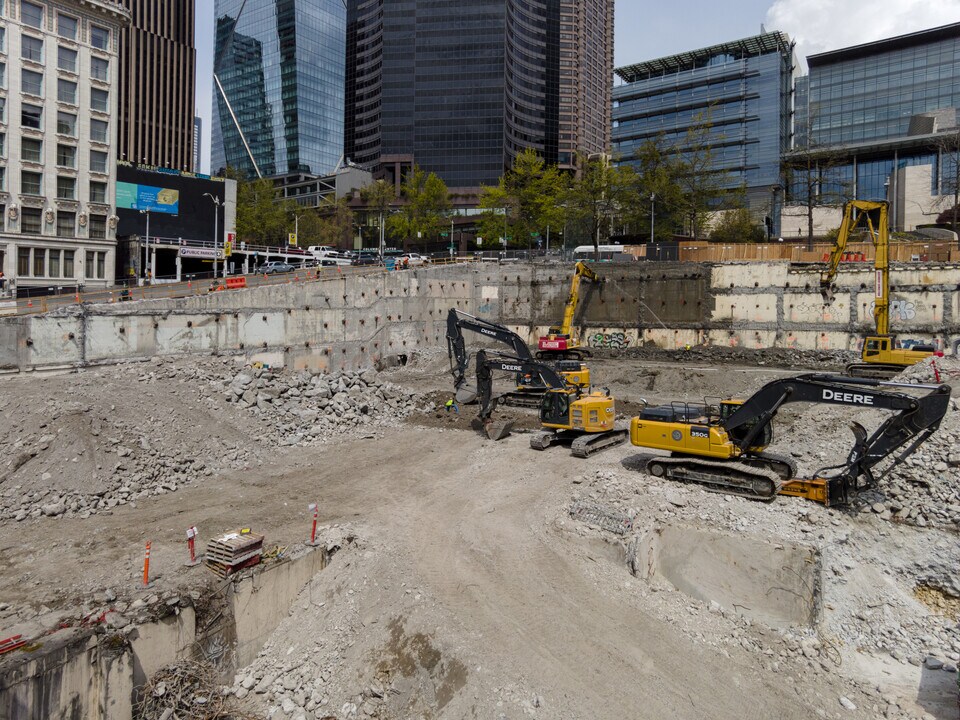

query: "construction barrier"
left=225, top=276, right=247, bottom=290
left=185, top=526, right=201, bottom=567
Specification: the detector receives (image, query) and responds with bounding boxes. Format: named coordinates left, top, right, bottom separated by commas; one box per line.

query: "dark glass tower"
left=211, top=0, right=346, bottom=177
left=344, top=0, right=614, bottom=189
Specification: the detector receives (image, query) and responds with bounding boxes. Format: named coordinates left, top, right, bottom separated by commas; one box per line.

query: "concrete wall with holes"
left=2, top=260, right=959, bottom=373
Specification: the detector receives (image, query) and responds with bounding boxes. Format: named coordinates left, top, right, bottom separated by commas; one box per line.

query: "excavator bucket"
left=485, top=419, right=515, bottom=441
left=456, top=385, right=478, bottom=405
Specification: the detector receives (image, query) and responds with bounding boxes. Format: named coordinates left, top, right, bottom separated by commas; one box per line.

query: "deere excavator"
left=474, top=349, right=628, bottom=457
left=537, top=262, right=602, bottom=361
left=821, top=200, right=939, bottom=378
left=629, top=374, right=951, bottom=506
left=447, top=308, right=589, bottom=407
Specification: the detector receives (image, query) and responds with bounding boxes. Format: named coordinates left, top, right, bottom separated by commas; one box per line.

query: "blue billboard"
left=116, top=181, right=179, bottom=215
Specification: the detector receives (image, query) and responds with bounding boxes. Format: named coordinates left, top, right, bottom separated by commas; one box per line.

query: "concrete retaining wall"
left=3, top=260, right=959, bottom=374
left=0, top=550, right=327, bottom=719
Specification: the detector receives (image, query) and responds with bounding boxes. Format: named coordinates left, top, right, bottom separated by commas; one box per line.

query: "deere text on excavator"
left=629, top=374, right=951, bottom=506
left=821, top=200, right=940, bottom=378
left=537, top=262, right=602, bottom=361
left=447, top=308, right=589, bottom=407
left=474, top=349, right=628, bottom=457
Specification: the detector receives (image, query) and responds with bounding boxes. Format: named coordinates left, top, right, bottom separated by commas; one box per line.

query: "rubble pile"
left=222, top=365, right=418, bottom=446
left=0, top=356, right=421, bottom=524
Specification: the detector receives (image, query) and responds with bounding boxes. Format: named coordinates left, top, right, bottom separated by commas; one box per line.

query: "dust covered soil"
left=0, top=350, right=958, bottom=719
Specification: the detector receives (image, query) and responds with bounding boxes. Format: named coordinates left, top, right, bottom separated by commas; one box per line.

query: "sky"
left=193, top=0, right=960, bottom=174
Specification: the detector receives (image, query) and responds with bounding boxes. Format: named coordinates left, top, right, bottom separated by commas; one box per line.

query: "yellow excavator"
left=475, top=349, right=627, bottom=457
left=821, top=200, right=939, bottom=378
left=537, top=262, right=602, bottom=360
left=629, top=374, right=951, bottom=506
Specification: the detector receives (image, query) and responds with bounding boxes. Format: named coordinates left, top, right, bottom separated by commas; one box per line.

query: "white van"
left=307, top=245, right=335, bottom=257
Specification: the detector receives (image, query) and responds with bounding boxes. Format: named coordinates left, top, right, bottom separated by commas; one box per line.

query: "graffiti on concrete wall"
left=589, top=332, right=629, bottom=349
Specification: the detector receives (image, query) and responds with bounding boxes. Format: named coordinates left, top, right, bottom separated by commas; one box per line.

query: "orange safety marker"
left=26, top=299, right=33, bottom=308
left=185, top=526, right=201, bottom=566
left=307, top=503, right=320, bottom=546
left=932, top=358, right=941, bottom=383
left=141, top=541, right=152, bottom=587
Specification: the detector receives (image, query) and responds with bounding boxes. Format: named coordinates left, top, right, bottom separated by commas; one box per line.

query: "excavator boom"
left=537, top=262, right=602, bottom=360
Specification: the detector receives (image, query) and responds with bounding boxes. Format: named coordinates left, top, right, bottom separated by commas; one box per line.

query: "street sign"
left=288, top=233, right=298, bottom=246
left=224, top=239, right=233, bottom=257
left=179, top=247, right=224, bottom=260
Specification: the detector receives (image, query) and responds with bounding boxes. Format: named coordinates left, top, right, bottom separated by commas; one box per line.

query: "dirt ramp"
left=631, top=525, right=820, bottom=628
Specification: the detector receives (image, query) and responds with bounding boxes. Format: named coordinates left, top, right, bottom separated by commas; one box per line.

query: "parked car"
left=256, top=261, right=295, bottom=274
left=399, top=253, right=429, bottom=267
left=351, top=251, right=381, bottom=266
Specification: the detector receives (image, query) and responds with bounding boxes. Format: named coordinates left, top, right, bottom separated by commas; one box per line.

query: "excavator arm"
left=475, top=349, right=565, bottom=422
left=820, top=200, right=890, bottom=336
left=723, top=373, right=951, bottom=503
left=552, top=262, right=602, bottom=336
left=447, top=308, right=535, bottom=394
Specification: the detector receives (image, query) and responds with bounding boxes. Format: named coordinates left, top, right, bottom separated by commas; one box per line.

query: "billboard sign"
left=179, top=247, right=224, bottom=260
left=116, top=181, right=180, bottom=215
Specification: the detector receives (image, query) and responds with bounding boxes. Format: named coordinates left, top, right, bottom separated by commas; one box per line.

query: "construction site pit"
left=0, top=349, right=959, bottom=720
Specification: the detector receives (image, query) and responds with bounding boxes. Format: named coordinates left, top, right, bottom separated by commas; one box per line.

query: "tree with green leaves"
left=477, top=149, right=567, bottom=250
left=564, top=154, right=638, bottom=259
left=710, top=208, right=765, bottom=243
left=315, top=197, right=355, bottom=248
left=387, top=166, right=451, bottom=249
left=360, top=179, right=397, bottom=253
left=621, top=138, right=687, bottom=243
left=672, top=117, right=728, bottom=240
left=235, top=176, right=298, bottom=245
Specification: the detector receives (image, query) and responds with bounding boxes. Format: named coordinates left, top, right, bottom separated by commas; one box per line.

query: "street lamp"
left=202, top=193, right=223, bottom=278
left=649, top=193, right=655, bottom=244
left=139, top=209, right=151, bottom=284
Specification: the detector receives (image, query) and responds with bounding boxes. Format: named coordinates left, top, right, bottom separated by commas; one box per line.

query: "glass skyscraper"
left=344, top=0, right=614, bottom=190
left=211, top=0, right=346, bottom=177
left=794, top=23, right=960, bottom=204
left=612, top=32, right=795, bottom=208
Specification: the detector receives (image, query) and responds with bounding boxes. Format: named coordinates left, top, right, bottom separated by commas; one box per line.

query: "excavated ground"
left=0, top=349, right=958, bottom=720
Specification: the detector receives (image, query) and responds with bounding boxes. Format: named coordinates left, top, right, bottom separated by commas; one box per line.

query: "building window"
left=0, top=62, right=5, bottom=88
left=21, top=103, right=41, bottom=128
left=21, top=169, right=41, bottom=194
left=56, top=143, right=75, bottom=168
left=90, top=56, right=108, bottom=82
left=21, top=68, right=42, bottom=96
left=97, top=252, right=105, bottom=279
left=90, top=25, right=110, bottom=51
left=56, top=175, right=74, bottom=199
left=20, top=35, right=42, bottom=63
left=57, top=46, right=77, bottom=73
left=21, top=137, right=41, bottom=162
left=84, top=250, right=93, bottom=278
left=21, top=2, right=43, bottom=29
left=89, top=149, right=107, bottom=173
left=57, top=14, right=77, bottom=40
left=63, top=249, right=74, bottom=276
left=17, top=247, right=29, bottom=275
left=0, top=97, right=5, bottom=123
left=57, top=78, right=76, bottom=104
left=33, top=247, right=44, bottom=276
left=49, top=249, right=60, bottom=277
left=89, top=214, right=106, bottom=239
left=0, top=133, right=5, bottom=157
left=90, top=88, right=108, bottom=112
left=56, top=210, right=74, bottom=237
left=21, top=207, right=41, bottom=234
left=90, top=119, right=108, bottom=144
left=0, top=27, right=6, bottom=53
left=57, top=110, right=76, bottom=136
left=0, top=167, right=5, bottom=190
left=89, top=180, right=106, bottom=203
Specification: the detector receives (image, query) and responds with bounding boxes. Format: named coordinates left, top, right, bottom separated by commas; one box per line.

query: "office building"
left=0, top=0, right=129, bottom=295
left=211, top=0, right=346, bottom=178
left=612, top=32, right=796, bottom=211
left=786, top=23, right=960, bottom=231
left=117, top=0, right=196, bottom=170
left=344, top=0, right=615, bottom=191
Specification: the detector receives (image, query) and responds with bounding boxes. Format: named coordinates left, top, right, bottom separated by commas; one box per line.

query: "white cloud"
left=766, top=0, right=960, bottom=68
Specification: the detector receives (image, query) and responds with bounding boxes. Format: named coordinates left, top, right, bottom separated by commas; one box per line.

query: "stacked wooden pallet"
left=205, top=530, right=264, bottom=578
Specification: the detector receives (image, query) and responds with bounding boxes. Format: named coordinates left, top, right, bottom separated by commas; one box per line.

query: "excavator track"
left=645, top=456, right=783, bottom=501
left=844, top=363, right=903, bottom=380
left=529, top=428, right=628, bottom=457
left=571, top=428, right=628, bottom=458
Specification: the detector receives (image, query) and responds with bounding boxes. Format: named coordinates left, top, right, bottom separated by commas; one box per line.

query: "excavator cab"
left=719, top=399, right=773, bottom=451
left=540, top=389, right=571, bottom=427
